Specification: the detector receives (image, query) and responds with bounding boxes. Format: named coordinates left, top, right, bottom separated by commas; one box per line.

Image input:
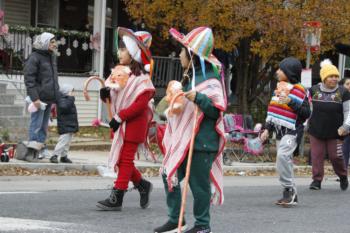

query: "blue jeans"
left=28, top=104, right=52, bottom=143
left=342, top=135, right=350, bottom=171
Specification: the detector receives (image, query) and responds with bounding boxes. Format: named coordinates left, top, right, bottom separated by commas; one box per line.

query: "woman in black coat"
left=24, top=32, right=59, bottom=151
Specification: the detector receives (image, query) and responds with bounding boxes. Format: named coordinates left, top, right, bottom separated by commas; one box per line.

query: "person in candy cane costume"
left=96, top=27, right=155, bottom=211
left=154, top=27, right=226, bottom=233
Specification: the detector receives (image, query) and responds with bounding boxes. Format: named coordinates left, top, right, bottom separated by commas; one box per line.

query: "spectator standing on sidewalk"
left=260, top=57, right=311, bottom=207
left=96, top=27, right=155, bottom=211
left=24, top=32, right=59, bottom=154
left=308, top=59, right=350, bottom=191
left=50, top=84, right=78, bottom=164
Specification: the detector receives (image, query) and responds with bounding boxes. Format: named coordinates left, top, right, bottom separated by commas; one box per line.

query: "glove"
left=100, top=87, right=111, bottom=102
left=109, top=118, right=120, bottom=132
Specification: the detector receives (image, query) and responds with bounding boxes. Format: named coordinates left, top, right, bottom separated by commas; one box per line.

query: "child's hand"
left=338, top=126, right=347, bottom=136
left=260, top=129, right=269, bottom=142
left=33, top=99, right=41, bottom=109
left=278, top=95, right=291, bottom=105
left=185, top=91, right=196, bottom=102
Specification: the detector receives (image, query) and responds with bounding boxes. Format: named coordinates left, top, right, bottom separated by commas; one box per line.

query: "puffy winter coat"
left=24, top=49, right=59, bottom=104
left=57, top=94, right=79, bottom=135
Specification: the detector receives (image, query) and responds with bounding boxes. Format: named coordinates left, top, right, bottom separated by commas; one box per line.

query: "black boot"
left=135, top=178, right=153, bottom=209
left=340, top=176, right=349, bottom=191
left=96, top=188, right=125, bottom=211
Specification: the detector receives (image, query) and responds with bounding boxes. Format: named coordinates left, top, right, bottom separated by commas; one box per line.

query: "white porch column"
left=338, top=54, right=346, bottom=79
left=93, top=0, right=102, bottom=73
left=93, top=0, right=107, bottom=120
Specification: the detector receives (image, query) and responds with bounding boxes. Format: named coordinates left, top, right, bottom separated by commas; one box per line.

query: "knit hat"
left=60, top=84, right=74, bottom=95
left=279, top=57, right=302, bottom=84
left=320, top=59, right=340, bottom=82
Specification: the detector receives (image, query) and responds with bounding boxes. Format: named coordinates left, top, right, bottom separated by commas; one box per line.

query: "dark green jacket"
left=184, top=68, right=220, bottom=152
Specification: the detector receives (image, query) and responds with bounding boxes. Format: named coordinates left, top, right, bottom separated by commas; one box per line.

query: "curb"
left=46, top=144, right=111, bottom=151
left=0, top=162, right=316, bottom=176
left=0, top=163, right=98, bottom=171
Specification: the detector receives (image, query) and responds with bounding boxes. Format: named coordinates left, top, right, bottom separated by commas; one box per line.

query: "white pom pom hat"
left=117, top=27, right=153, bottom=73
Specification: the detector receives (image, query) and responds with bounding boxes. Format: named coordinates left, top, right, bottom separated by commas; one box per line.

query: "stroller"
left=223, top=114, right=272, bottom=165
left=0, top=138, right=15, bottom=162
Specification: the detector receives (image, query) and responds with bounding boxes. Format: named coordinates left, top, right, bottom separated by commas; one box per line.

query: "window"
left=345, top=56, right=350, bottom=78
left=36, top=0, right=59, bottom=28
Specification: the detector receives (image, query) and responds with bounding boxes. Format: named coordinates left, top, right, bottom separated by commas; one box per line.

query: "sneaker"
left=38, top=147, right=51, bottom=159
left=309, top=180, right=321, bottom=190
left=154, top=220, right=187, bottom=233
left=60, top=156, right=72, bottom=163
left=26, top=141, right=44, bottom=151
left=340, top=176, right=349, bottom=191
left=275, top=188, right=298, bottom=207
left=50, top=155, right=59, bottom=163
left=185, top=226, right=211, bottom=233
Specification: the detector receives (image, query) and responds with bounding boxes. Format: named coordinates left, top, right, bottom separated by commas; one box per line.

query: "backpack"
left=15, top=141, right=38, bottom=161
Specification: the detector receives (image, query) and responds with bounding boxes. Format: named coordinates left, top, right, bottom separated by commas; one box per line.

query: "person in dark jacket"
left=260, top=57, right=311, bottom=207
left=308, top=59, right=350, bottom=191
left=50, top=84, right=78, bottom=163
left=24, top=32, right=59, bottom=151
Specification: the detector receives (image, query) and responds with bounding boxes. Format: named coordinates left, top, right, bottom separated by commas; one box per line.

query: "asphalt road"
left=0, top=176, right=349, bottom=233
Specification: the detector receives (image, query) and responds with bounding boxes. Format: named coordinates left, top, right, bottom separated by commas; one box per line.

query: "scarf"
left=266, top=83, right=306, bottom=130
left=161, top=78, right=226, bottom=205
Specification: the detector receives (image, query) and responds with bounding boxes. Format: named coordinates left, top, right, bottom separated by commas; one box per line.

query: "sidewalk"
left=0, top=148, right=321, bottom=177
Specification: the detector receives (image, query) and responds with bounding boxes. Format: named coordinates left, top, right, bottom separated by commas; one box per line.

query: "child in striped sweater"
left=260, top=57, right=311, bottom=207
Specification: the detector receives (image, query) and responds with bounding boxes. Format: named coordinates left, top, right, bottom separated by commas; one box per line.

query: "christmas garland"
left=9, top=25, right=91, bottom=39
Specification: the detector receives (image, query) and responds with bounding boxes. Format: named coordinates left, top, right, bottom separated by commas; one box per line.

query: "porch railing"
left=152, top=56, right=183, bottom=88
left=0, top=26, right=93, bottom=97
left=0, top=27, right=182, bottom=99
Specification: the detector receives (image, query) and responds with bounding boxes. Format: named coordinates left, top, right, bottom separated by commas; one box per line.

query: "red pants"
left=310, top=135, right=347, bottom=181
left=114, top=141, right=142, bottom=190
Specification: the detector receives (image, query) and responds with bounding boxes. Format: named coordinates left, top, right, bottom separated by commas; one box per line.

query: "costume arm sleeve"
left=288, top=97, right=311, bottom=122
left=24, top=56, right=40, bottom=101
left=194, top=92, right=220, bottom=119
left=118, top=91, right=151, bottom=121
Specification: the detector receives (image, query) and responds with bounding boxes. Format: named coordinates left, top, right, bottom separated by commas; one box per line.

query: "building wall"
left=3, top=75, right=100, bottom=126
left=3, top=0, right=31, bottom=25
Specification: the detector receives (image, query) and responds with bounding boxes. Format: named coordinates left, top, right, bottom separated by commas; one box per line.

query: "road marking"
left=0, top=191, right=42, bottom=195
left=0, top=217, right=70, bottom=232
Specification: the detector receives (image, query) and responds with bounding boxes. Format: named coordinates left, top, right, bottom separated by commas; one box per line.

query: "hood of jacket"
left=59, top=84, right=74, bottom=96
left=33, top=32, right=55, bottom=50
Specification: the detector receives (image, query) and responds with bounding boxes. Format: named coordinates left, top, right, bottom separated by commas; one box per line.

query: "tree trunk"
left=236, top=38, right=251, bottom=114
